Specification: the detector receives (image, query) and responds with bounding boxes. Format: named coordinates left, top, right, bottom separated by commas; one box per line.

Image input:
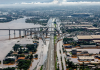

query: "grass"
left=54, top=35, right=57, bottom=43
left=55, top=52, right=58, bottom=70
left=54, top=24, right=56, bottom=28
left=40, top=65, right=43, bottom=70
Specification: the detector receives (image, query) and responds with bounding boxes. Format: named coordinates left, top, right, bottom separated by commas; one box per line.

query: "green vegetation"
left=54, top=24, right=56, bottom=28
left=25, top=18, right=48, bottom=26
left=63, top=38, right=73, bottom=44
left=60, top=56, right=64, bottom=70
left=17, top=60, right=31, bottom=70
left=40, top=65, right=43, bottom=70
left=25, top=54, right=33, bottom=60
left=61, top=28, right=85, bottom=33
left=6, top=51, right=13, bottom=57
left=34, top=54, right=38, bottom=58
left=26, top=44, right=38, bottom=53
left=3, top=67, right=15, bottom=70
left=61, top=62, right=64, bottom=70
left=93, top=24, right=97, bottom=27
left=55, top=52, right=57, bottom=70
left=13, top=44, right=20, bottom=52
left=30, top=54, right=33, bottom=60
left=57, top=63, right=59, bottom=70
left=54, top=35, right=57, bottom=43
left=59, top=50, right=61, bottom=54
left=3, top=58, right=15, bottom=64
left=77, top=41, right=96, bottom=45
left=66, top=59, right=76, bottom=69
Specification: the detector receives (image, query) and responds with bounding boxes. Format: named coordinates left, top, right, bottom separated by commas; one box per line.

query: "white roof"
left=77, top=35, right=100, bottom=39
left=91, top=35, right=100, bottom=39
left=77, top=35, right=93, bottom=39
left=87, top=27, right=99, bottom=30
left=6, top=56, right=16, bottom=59
left=93, top=40, right=100, bottom=43
left=78, top=56, right=94, bottom=59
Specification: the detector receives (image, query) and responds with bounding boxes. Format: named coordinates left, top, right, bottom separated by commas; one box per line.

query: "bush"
left=3, top=67, right=15, bottom=70
left=17, top=60, right=31, bottom=70
left=24, top=50, right=29, bottom=54
left=34, top=54, right=38, bottom=58
left=3, top=58, right=15, bottom=64
left=6, top=51, right=13, bottom=57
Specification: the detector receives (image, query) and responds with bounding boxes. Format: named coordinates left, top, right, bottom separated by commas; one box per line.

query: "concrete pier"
left=9, top=30, right=10, bottom=40
left=14, top=30, right=15, bottom=38
left=19, top=30, right=21, bottom=38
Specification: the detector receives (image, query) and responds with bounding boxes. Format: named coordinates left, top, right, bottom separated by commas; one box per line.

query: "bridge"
left=0, top=18, right=63, bottom=70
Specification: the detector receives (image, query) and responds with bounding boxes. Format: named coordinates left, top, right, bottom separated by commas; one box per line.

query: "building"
left=77, top=35, right=100, bottom=41
left=5, top=56, right=16, bottom=60
left=80, top=45, right=96, bottom=48
left=78, top=56, right=94, bottom=61
left=87, top=27, right=99, bottom=30
left=72, top=48, right=77, bottom=55
left=64, top=45, right=72, bottom=48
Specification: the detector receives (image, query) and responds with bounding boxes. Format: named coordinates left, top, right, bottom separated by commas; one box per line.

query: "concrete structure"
left=80, top=45, right=96, bottom=48
left=77, top=35, right=100, bottom=41
left=87, top=27, right=99, bottom=30
left=72, top=48, right=77, bottom=55
left=43, top=18, right=57, bottom=70
left=78, top=56, right=94, bottom=61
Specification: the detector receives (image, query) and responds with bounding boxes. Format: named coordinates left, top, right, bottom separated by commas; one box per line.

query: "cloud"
left=0, top=0, right=100, bottom=8
left=67, top=0, right=100, bottom=2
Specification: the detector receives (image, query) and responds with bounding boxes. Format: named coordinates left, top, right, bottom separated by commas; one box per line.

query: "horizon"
left=0, top=0, right=100, bottom=8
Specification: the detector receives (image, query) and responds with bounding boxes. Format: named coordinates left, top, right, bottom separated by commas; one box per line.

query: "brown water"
left=0, top=17, right=47, bottom=69
left=0, top=17, right=42, bottom=40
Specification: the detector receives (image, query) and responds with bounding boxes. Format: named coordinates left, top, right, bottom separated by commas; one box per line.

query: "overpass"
left=43, top=18, right=55, bottom=70
left=0, top=18, right=62, bottom=70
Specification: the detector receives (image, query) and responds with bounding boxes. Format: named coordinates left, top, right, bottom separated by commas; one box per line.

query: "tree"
left=82, top=62, right=85, bottom=70
left=3, top=67, right=15, bottom=70
left=34, top=54, right=38, bottom=58
left=93, top=24, right=97, bottom=27
left=29, top=54, right=33, bottom=60
left=17, top=60, right=31, bottom=70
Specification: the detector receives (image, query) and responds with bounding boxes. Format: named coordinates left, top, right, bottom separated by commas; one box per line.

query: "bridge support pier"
left=46, top=33, right=48, bottom=37
left=9, top=30, right=10, bottom=40
left=30, top=29, right=32, bottom=38
left=14, top=30, right=15, bottom=38
left=19, top=30, right=21, bottom=38
left=27, top=29, right=29, bottom=36
left=24, top=30, right=27, bottom=37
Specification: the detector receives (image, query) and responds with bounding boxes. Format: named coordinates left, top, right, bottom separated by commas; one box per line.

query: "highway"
left=44, top=18, right=67, bottom=70
left=43, top=18, right=56, bottom=70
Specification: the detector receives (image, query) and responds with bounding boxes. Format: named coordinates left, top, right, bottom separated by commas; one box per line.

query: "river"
left=0, top=17, right=42, bottom=40
left=0, top=17, right=48, bottom=70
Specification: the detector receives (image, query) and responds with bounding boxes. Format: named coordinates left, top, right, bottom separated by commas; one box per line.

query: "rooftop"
left=93, top=40, right=100, bottom=43
left=91, top=35, right=100, bottom=39
left=78, top=56, right=94, bottom=59
left=87, top=27, right=99, bottom=30
left=77, top=35, right=100, bottom=39
left=77, top=35, right=93, bottom=39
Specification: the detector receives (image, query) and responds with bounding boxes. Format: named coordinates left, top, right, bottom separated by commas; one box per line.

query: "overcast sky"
left=0, top=0, right=100, bottom=4
left=0, top=0, right=100, bottom=7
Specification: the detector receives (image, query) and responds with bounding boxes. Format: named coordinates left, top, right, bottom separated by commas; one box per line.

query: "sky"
left=0, top=0, right=100, bottom=7
left=0, top=0, right=52, bottom=4
left=0, top=0, right=100, bottom=4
